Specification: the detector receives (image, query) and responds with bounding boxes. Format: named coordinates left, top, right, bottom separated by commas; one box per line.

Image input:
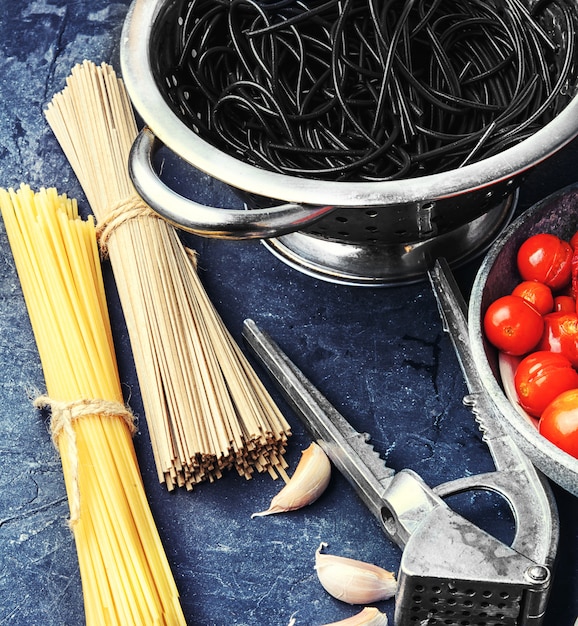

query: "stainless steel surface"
left=262, top=195, right=517, bottom=285
left=469, top=183, right=578, bottom=497
left=428, top=258, right=559, bottom=568
left=129, top=128, right=337, bottom=239
left=242, top=311, right=558, bottom=626
left=120, top=0, right=578, bottom=282
left=242, top=319, right=396, bottom=526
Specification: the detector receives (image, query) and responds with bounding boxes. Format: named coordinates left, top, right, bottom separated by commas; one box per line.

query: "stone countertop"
left=0, top=2, right=576, bottom=625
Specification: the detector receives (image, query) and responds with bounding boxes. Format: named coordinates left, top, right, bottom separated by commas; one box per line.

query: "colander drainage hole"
left=410, top=617, right=509, bottom=626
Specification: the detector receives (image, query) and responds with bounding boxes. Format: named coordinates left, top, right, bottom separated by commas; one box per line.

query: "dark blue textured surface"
left=0, top=3, right=576, bottom=625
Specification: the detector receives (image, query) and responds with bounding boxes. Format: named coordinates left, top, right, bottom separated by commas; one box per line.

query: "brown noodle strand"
left=44, top=60, right=292, bottom=489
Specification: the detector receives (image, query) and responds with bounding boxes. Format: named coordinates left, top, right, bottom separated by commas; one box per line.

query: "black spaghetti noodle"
left=157, top=0, right=578, bottom=181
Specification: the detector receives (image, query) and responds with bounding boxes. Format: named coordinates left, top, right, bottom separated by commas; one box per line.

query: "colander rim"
left=120, top=0, right=578, bottom=207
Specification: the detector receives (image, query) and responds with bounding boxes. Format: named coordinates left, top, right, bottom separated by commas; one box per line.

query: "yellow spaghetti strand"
left=0, top=184, right=187, bottom=626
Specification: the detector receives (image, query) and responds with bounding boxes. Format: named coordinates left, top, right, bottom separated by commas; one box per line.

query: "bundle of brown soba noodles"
left=0, top=184, right=186, bottom=625
left=44, top=61, right=291, bottom=490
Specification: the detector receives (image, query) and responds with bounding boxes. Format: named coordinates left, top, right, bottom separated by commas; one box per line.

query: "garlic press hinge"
left=379, top=468, right=552, bottom=625
left=396, top=501, right=551, bottom=626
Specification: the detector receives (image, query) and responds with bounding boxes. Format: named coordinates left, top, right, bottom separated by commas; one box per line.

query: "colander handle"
left=128, top=127, right=335, bottom=240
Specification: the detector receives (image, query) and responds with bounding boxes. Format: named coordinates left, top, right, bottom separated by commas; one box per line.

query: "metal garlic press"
left=242, top=258, right=559, bottom=626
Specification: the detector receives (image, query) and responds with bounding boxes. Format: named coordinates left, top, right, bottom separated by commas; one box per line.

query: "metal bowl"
left=120, top=0, right=578, bottom=285
left=469, top=183, right=578, bottom=496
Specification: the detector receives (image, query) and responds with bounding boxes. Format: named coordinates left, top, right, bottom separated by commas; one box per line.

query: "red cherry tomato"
left=514, top=351, right=578, bottom=417
left=539, top=312, right=578, bottom=367
left=539, top=389, right=578, bottom=458
left=516, top=233, right=573, bottom=290
left=553, top=295, right=576, bottom=313
left=511, top=280, right=553, bottom=315
left=484, top=295, right=544, bottom=355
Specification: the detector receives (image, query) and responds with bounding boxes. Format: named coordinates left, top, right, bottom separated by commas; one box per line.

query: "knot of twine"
left=96, top=195, right=160, bottom=256
left=33, top=395, right=137, bottom=528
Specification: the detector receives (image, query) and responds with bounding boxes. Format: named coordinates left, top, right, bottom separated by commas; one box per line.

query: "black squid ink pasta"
left=155, top=0, right=578, bottom=182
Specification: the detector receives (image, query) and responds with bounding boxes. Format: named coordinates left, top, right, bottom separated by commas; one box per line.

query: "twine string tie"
left=96, top=194, right=161, bottom=256
left=33, top=395, right=136, bottom=528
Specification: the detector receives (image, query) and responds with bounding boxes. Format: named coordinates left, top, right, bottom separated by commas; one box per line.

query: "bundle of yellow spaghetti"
left=0, top=184, right=186, bottom=625
left=44, top=61, right=291, bottom=490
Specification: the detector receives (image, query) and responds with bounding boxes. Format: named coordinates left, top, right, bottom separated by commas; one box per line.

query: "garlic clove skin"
left=321, top=607, right=388, bottom=625
left=315, top=543, right=397, bottom=604
left=252, top=442, right=331, bottom=518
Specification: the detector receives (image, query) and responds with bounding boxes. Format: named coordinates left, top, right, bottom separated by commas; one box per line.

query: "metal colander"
left=120, top=0, right=578, bottom=285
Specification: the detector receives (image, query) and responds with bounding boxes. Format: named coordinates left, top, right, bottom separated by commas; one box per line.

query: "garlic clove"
left=315, top=542, right=397, bottom=604
left=321, top=607, right=388, bottom=625
left=252, top=442, right=331, bottom=518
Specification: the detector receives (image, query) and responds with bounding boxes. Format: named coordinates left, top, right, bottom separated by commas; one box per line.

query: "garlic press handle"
left=242, top=318, right=554, bottom=626
left=128, top=127, right=335, bottom=239
left=428, top=258, right=559, bottom=569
